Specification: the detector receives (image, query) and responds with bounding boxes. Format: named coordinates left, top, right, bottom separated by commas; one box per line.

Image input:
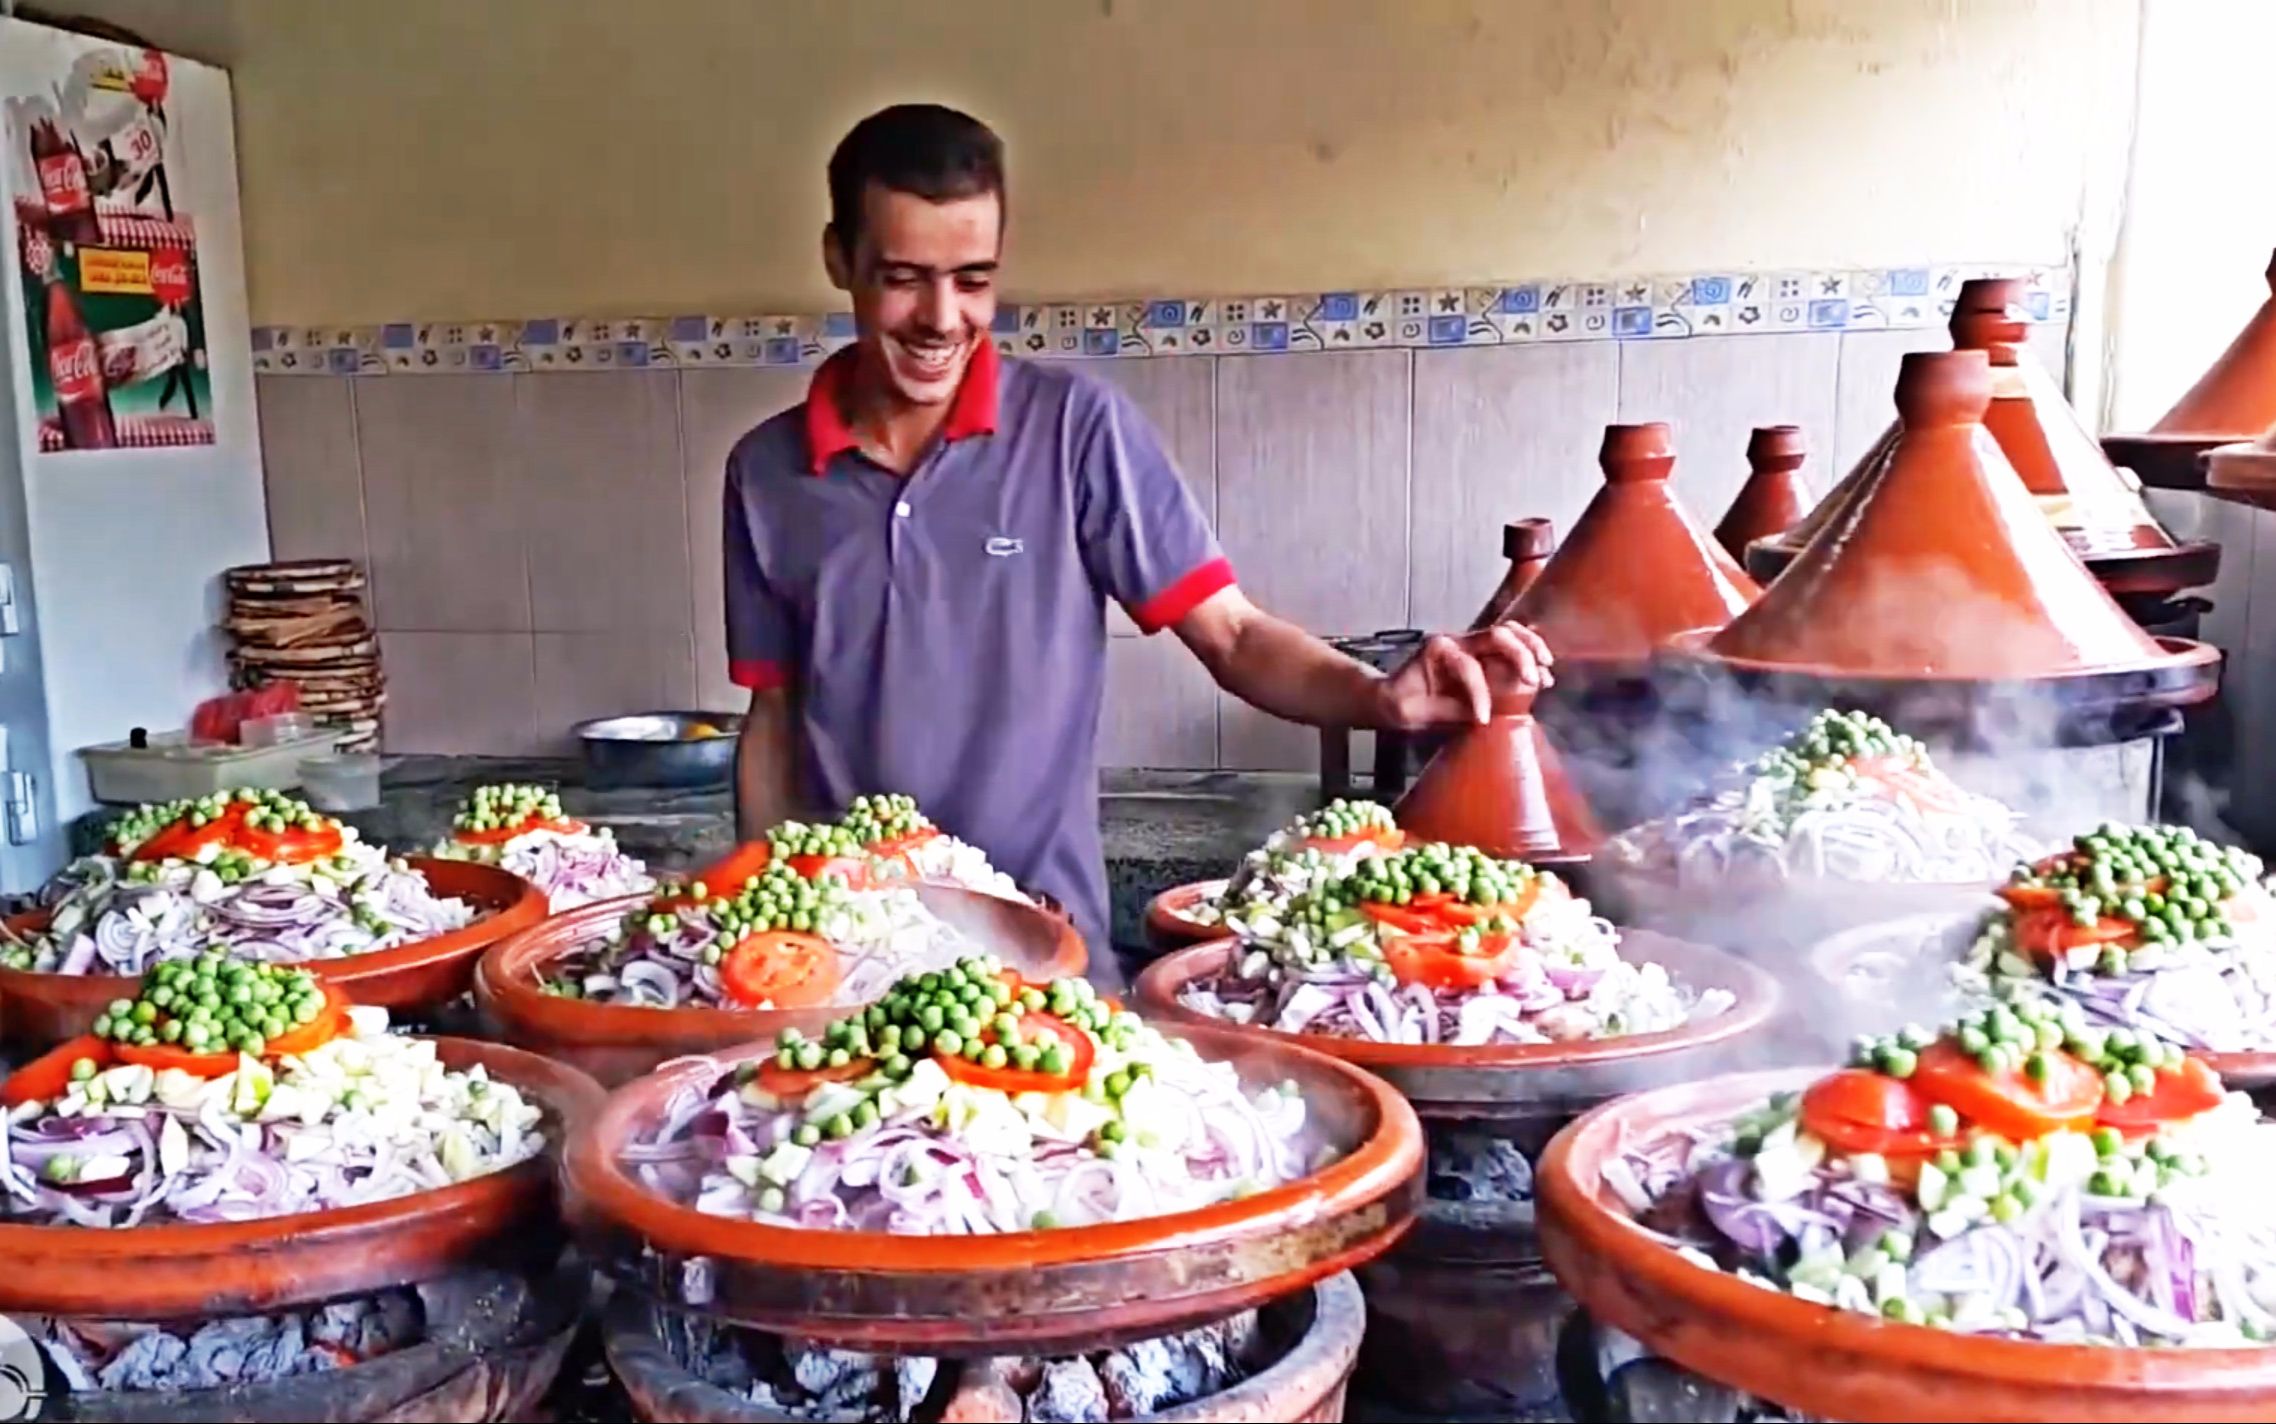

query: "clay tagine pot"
left=1537, top=1067, right=2276, bottom=1421
left=1390, top=687, right=1604, bottom=866
left=2204, top=418, right=2276, bottom=513
left=1470, top=517, right=1558, bottom=630
left=1712, top=425, right=1812, bottom=563
left=2105, top=248, right=2276, bottom=491
left=1681, top=349, right=2219, bottom=699
left=477, top=881, right=1089, bottom=1086
left=0, top=857, right=549, bottom=1050
left=0, top=1037, right=603, bottom=1321
left=1508, top=424, right=1760, bottom=676
left=1751, top=279, right=2218, bottom=600
left=1144, top=878, right=1232, bottom=954
left=565, top=1022, right=1423, bottom=1355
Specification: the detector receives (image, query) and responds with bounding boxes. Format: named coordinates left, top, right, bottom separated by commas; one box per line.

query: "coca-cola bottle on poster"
left=45, top=249, right=119, bottom=451
left=28, top=118, right=102, bottom=248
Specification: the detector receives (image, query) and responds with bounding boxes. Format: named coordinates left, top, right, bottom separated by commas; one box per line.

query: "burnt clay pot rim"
left=1535, top=1067, right=2276, bottom=1420
left=0, top=1036, right=604, bottom=1318
left=565, top=1018, right=1423, bottom=1277
left=1662, top=626, right=2224, bottom=686
left=1130, top=931, right=1778, bottom=1076
left=600, top=1269, right=1368, bottom=1424
left=475, top=883, right=1091, bottom=1050
left=0, top=857, right=548, bottom=1023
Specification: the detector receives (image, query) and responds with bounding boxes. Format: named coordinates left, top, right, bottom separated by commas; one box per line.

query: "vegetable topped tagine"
left=1537, top=1003, right=2276, bottom=1421
left=1163, top=841, right=1725, bottom=1047
left=627, top=956, right=1325, bottom=1234
left=2, top=958, right=545, bottom=1228
left=1608, top=708, right=2036, bottom=892
left=5, top=791, right=481, bottom=976
left=1962, top=823, right=2276, bottom=1056
left=1147, top=798, right=1405, bottom=945
left=431, top=781, right=654, bottom=909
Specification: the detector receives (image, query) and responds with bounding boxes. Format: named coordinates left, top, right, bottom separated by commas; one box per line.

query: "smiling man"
left=724, top=103, right=1553, bottom=974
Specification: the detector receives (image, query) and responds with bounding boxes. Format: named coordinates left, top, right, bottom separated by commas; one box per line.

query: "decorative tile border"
left=250, top=262, right=2071, bottom=376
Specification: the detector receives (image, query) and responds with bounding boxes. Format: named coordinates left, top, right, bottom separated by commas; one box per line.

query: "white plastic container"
left=80, top=729, right=346, bottom=805
left=242, top=712, right=319, bottom=747
left=299, top=751, right=383, bottom=812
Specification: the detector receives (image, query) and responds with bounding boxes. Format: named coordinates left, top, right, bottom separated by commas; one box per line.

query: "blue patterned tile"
left=1807, top=298, right=1851, bottom=330
left=670, top=315, right=707, bottom=343
left=381, top=323, right=416, bottom=350
left=992, top=306, right=1020, bottom=335
left=1250, top=321, right=1290, bottom=352
left=1083, top=327, right=1119, bottom=356
left=1888, top=268, right=1931, bottom=298
left=1499, top=285, right=1541, bottom=315
left=1689, top=275, right=1733, bottom=306
left=764, top=337, right=802, bottom=365
left=325, top=346, right=360, bottom=374
left=2026, top=290, right=2052, bottom=321
left=1144, top=299, right=1186, bottom=329
left=822, top=312, right=857, bottom=339
left=1612, top=305, right=1653, bottom=338
left=1319, top=292, right=1360, bottom=322
left=1426, top=313, right=1466, bottom=345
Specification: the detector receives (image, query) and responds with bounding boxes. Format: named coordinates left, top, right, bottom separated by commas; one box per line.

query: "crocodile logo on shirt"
left=985, top=536, right=1024, bottom=558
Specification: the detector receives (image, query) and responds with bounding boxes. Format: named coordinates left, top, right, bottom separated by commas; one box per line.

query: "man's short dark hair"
left=827, top=104, right=1005, bottom=255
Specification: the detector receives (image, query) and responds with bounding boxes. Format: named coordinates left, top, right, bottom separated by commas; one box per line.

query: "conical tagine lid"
left=1392, top=688, right=1604, bottom=863
left=2204, top=418, right=2276, bottom=507
left=1755, top=279, right=2202, bottom=582
left=1705, top=351, right=2176, bottom=679
left=1713, top=425, right=1812, bottom=562
left=1509, top=423, right=1759, bottom=668
left=2152, top=248, right=2276, bottom=437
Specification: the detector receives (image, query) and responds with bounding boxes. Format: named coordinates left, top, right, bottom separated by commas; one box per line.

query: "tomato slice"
left=936, top=1010, right=1096, bottom=1095
left=1909, top=1039, right=2104, bottom=1140
left=2, top=1036, right=114, bottom=1107
left=718, top=930, right=842, bottom=1009
left=130, top=804, right=243, bottom=863
left=1301, top=826, right=1406, bottom=856
left=236, top=820, right=345, bottom=865
left=1851, top=757, right=1966, bottom=814
left=1360, top=901, right=1443, bottom=936
left=453, top=815, right=587, bottom=847
left=867, top=827, right=940, bottom=859
left=2094, top=1055, right=2226, bottom=1136
left=692, top=842, right=774, bottom=894
left=1382, top=931, right=1527, bottom=990
left=2014, top=909, right=2137, bottom=960
left=755, top=1055, right=875, bottom=1100
left=115, top=1041, right=239, bottom=1079
left=266, top=983, right=351, bottom=1057
left=1797, top=1069, right=1953, bottom=1159
left=786, top=853, right=873, bottom=890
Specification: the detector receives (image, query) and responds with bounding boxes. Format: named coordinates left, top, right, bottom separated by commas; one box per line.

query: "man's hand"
left=1373, top=623, right=1555, bottom=731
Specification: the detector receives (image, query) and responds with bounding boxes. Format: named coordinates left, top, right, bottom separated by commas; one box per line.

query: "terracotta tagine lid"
left=2203, top=418, right=2276, bottom=513
left=1470, top=517, right=1558, bottom=630
left=1712, top=426, right=1812, bottom=563
left=1751, top=280, right=2216, bottom=597
left=1509, top=424, right=1760, bottom=670
left=1698, top=350, right=2190, bottom=681
left=2154, top=247, right=2276, bottom=437
left=1538, top=1068, right=2276, bottom=1421
left=1391, top=687, right=1604, bottom=865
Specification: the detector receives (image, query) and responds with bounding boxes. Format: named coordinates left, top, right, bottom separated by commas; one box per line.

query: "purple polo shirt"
left=723, top=342, right=1234, bottom=970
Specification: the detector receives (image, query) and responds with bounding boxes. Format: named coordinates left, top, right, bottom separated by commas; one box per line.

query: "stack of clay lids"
left=223, top=559, right=384, bottom=749
left=1712, top=425, right=1812, bottom=562
left=2105, top=247, right=2276, bottom=490
left=1749, top=279, right=2218, bottom=600
left=1671, top=350, right=2218, bottom=702
left=1507, top=424, right=1759, bottom=676
left=1392, top=686, right=1604, bottom=864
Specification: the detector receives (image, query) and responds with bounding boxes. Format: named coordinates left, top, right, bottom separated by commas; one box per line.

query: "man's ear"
left=822, top=224, right=853, bottom=293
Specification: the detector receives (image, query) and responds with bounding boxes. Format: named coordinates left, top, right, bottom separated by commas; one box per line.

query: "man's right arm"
left=734, top=686, right=803, bottom=839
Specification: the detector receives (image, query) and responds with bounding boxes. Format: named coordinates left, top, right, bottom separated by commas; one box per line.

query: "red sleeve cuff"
left=729, top=658, right=790, bottom=692
left=1129, top=557, right=1236, bottom=634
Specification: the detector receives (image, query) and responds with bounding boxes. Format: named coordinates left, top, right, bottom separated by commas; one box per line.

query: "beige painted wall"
left=54, top=0, right=2135, bottom=326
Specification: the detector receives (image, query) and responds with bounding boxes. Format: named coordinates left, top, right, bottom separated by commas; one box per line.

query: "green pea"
left=793, top=1124, right=821, bottom=1147
left=934, top=1030, right=963, bottom=1057
left=825, top=1113, right=854, bottom=1140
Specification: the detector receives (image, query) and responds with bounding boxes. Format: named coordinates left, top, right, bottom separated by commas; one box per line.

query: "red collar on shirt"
left=803, top=338, right=1001, bottom=475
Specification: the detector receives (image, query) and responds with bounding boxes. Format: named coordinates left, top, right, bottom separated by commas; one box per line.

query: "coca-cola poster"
left=5, top=42, right=213, bottom=455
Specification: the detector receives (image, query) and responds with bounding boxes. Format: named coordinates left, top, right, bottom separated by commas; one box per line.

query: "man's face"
left=827, top=183, right=1001, bottom=407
